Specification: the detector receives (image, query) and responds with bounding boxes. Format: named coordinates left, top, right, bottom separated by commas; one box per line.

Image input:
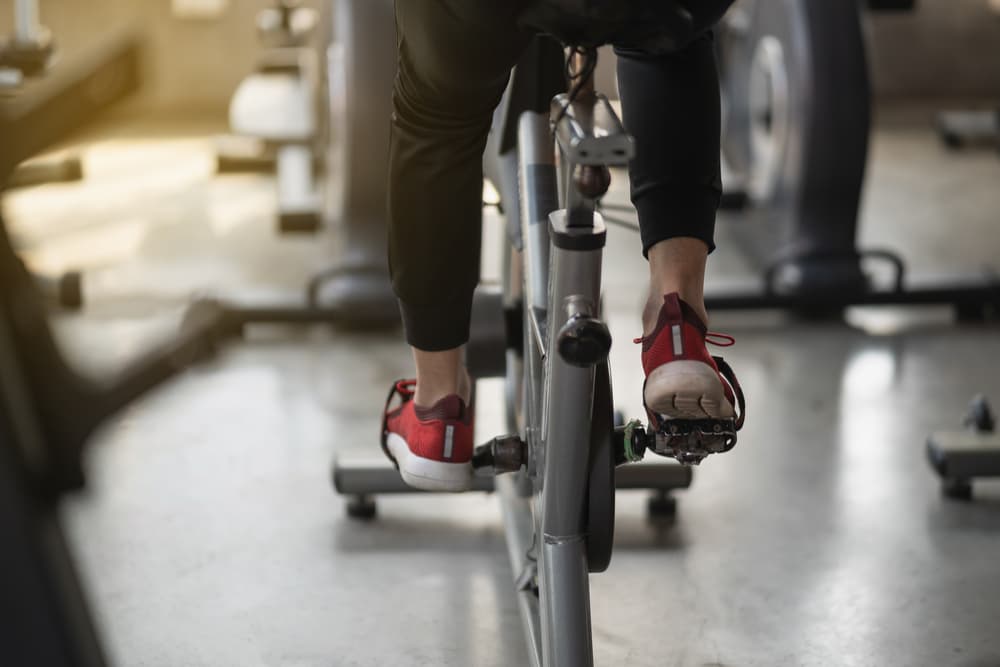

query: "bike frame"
left=334, top=39, right=691, bottom=667
left=493, top=48, right=635, bottom=667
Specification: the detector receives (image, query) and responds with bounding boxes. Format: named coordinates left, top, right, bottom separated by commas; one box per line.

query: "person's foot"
left=636, top=293, right=744, bottom=428
left=382, top=380, right=474, bottom=492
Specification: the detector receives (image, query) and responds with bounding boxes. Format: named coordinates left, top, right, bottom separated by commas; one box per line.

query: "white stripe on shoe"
left=671, top=324, right=683, bottom=356
left=443, top=425, right=454, bottom=460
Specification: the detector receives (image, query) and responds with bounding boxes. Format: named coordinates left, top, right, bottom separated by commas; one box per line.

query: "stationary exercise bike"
left=204, top=0, right=399, bottom=329
left=701, top=0, right=999, bottom=320
left=334, top=40, right=744, bottom=666
left=219, top=0, right=325, bottom=233
left=0, top=0, right=99, bottom=310
left=1, top=0, right=85, bottom=190
left=0, top=34, right=227, bottom=663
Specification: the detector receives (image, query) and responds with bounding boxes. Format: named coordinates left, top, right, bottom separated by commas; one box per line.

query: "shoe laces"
left=705, top=332, right=736, bottom=347
left=632, top=331, right=736, bottom=346
left=392, top=379, right=416, bottom=399
left=381, top=379, right=416, bottom=450
left=383, top=379, right=415, bottom=423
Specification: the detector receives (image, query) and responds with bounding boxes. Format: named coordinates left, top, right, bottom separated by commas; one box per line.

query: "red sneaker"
left=381, top=380, right=475, bottom=492
left=635, top=293, right=745, bottom=431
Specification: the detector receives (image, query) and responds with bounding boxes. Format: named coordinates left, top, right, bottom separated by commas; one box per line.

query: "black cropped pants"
left=389, top=1, right=724, bottom=351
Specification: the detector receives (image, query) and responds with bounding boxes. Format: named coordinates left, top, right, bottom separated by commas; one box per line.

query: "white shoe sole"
left=644, top=361, right=736, bottom=420
left=385, top=432, right=472, bottom=492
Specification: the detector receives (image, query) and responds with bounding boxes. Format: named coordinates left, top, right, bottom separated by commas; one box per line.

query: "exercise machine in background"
left=927, top=395, right=1000, bottom=501
left=217, top=0, right=324, bottom=233
left=0, top=19, right=179, bottom=666
left=593, top=0, right=999, bottom=319
left=697, top=0, right=998, bottom=318
left=1, top=0, right=85, bottom=190
left=937, top=0, right=1000, bottom=153
left=938, top=109, right=1000, bottom=152
left=926, top=1, right=1000, bottom=498
left=0, top=213, right=228, bottom=667
left=708, top=0, right=1000, bottom=500
left=206, top=0, right=398, bottom=329
left=0, top=0, right=144, bottom=311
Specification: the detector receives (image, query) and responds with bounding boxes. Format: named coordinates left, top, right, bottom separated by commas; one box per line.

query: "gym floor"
left=5, top=109, right=1000, bottom=666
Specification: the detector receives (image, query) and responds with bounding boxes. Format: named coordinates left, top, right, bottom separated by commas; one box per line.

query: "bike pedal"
left=650, top=418, right=738, bottom=466
left=472, top=435, right=527, bottom=475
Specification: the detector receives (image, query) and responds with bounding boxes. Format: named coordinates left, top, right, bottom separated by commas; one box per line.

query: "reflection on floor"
left=4, top=114, right=1000, bottom=667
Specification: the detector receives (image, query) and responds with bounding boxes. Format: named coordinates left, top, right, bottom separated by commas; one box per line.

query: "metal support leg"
left=310, top=0, right=396, bottom=325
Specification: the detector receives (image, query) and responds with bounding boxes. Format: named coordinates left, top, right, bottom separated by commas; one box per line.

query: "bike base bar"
left=331, top=458, right=692, bottom=496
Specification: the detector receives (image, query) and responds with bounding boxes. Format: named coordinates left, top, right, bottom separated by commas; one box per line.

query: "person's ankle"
left=414, top=367, right=471, bottom=409
left=643, top=288, right=709, bottom=336
left=412, top=346, right=469, bottom=409
left=414, top=384, right=456, bottom=410
left=457, top=367, right=472, bottom=406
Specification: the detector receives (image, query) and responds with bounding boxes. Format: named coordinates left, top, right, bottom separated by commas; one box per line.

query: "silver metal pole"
left=497, top=474, right=544, bottom=667
left=518, top=112, right=556, bottom=315
left=14, top=0, right=41, bottom=43
left=536, top=214, right=606, bottom=666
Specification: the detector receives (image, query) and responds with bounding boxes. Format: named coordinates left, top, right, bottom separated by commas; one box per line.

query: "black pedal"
left=651, top=419, right=738, bottom=466
left=472, top=436, right=527, bottom=475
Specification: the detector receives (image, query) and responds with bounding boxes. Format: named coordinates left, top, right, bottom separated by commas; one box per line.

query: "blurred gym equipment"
left=1, top=0, right=85, bottom=189
left=707, top=0, right=999, bottom=319
left=0, top=6, right=402, bottom=654
left=218, top=0, right=324, bottom=233
left=927, top=395, right=1000, bottom=500
left=209, top=0, right=398, bottom=329
left=0, top=27, right=231, bottom=665
left=0, top=0, right=143, bottom=311
left=938, top=110, right=1000, bottom=152
left=937, top=0, right=1000, bottom=152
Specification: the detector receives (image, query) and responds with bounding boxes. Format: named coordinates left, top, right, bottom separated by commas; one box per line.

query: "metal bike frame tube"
left=518, top=112, right=556, bottom=315
left=509, top=62, right=628, bottom=667
left=485, top=85, right=523, bottom=252
left=497, top=474, right=544, bottom=667
left=518, top=111, right=557, bottom=487
left=502, top=240, right=526, bottom=434
left=538, top=221, right=605, bottom=667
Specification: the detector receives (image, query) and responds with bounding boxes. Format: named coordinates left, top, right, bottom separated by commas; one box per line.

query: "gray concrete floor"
left=4, top=113, right=1000, bottom=667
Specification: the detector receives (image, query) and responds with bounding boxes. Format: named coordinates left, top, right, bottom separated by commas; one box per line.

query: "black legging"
left=389, top=1, right=724, bottom=351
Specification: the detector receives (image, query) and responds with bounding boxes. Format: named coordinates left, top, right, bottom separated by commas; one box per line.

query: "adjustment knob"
left=574, top=165, right=612, bottom=199
left=557, top=314, right=611, bottom=367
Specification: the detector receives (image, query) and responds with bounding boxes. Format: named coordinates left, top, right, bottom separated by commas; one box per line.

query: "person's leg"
left=616, top=32, right=722, bottom=331
left=412, top=348, right=471, bottom=409
left=384, top=1, right=534, bottom=490
left=645, top=238, right=709, bottom=331
left=616, top=33, right=745, bottom=435
left=390, top=0, right=531, bottom=408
